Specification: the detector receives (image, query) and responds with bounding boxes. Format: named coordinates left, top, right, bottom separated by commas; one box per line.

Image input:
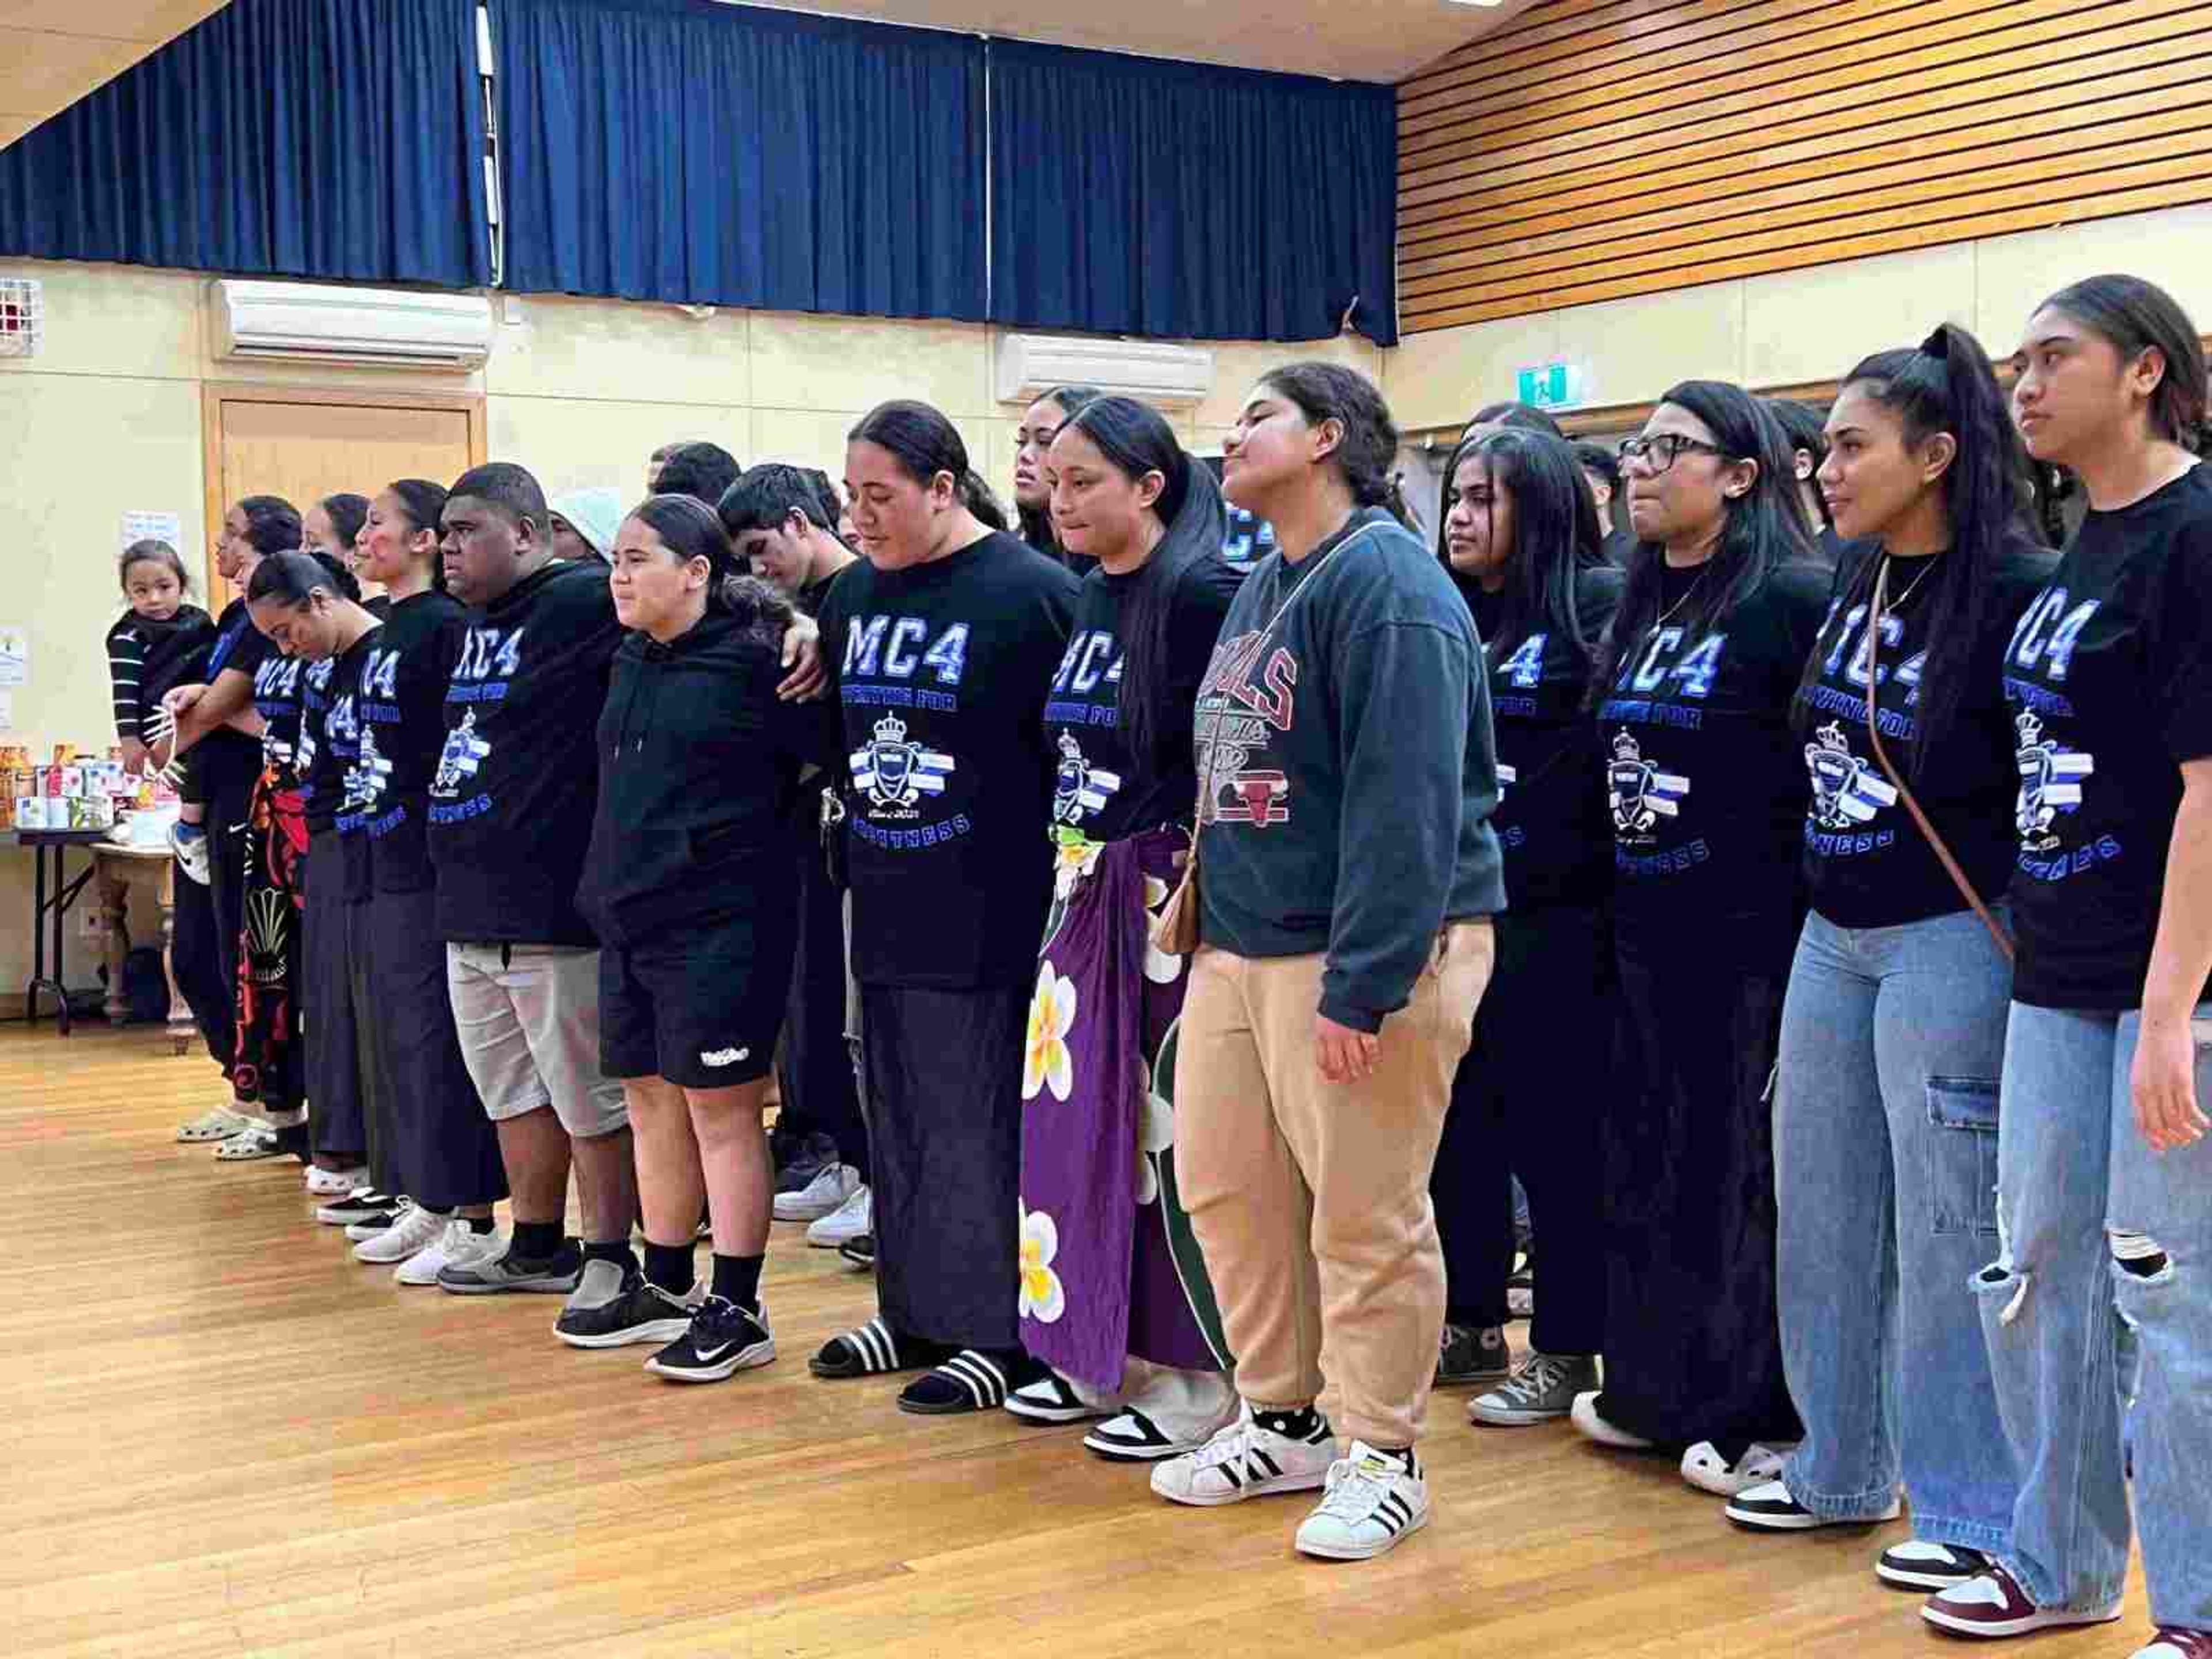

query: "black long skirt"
left=1595, top=917, right=1802, bottom=1450
left=861, top=982, right=1025, bottom=1351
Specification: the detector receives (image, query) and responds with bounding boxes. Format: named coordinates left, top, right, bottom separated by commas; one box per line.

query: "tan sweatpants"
left=1175, top=921, right=1494, bottom=1448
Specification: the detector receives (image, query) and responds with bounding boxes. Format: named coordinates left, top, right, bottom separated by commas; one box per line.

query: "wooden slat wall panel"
left=1396, top=0, right=2212, bottom=333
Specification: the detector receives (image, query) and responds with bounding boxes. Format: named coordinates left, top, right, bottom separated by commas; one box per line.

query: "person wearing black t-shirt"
left=155, top=495, right=297, bottom=1145
left=806, top=401, right=1080, bottom=1416
left=574, top=497, right=834, bottom=1382
left=1919, top=278, right=2212, bottom=1657
left=1734, top=326, right=2052, bottom=1588
left=425, top=463, right=639, bottom=1312
left=340, top=480, right=510, bottom=1283
left=223, top=552, right=354, bottom=1165
left=1012, top=385, right=1101, bottom=569
left=294, top=582, right=380, bottom=1205
left=1581, top=381, right=1827, bottom=1489
left=721, top=465, right=874, bottom=1247
left=1431, top=428, right=1623, bottom=1426
left=995, top=396, right=1243, bottom=1460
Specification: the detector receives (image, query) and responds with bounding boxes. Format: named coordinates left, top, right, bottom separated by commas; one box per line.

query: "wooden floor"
left=2, top=1023, right=2149, bottom=1659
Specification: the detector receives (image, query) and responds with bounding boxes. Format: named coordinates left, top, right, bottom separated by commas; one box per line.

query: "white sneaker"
left=352, top=1202, right=446, bottom=1264
left=175, top=1105, right=253, bottom=1143
left=805, top=1184, right=871, bottom=1247
left=774, top=1163, right=862, bottom=1223
left=1005, top=1368, right=1119, bottom=1425
left=305, top=1164, right=368, bottom=1197
left=1681, top=1440, right=1794, bottom=1497
left=395, top=1219, right=503, bottom=1287
left=1570, top=1389, right=1654, bottom=1449
left=1294, top=1443, right=1431, bottom=1561
left=1149, top=1403, right=1336, bottom=1507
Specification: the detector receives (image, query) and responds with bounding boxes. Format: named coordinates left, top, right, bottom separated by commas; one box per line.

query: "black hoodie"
left=578, top=605, right=835, bottom=948
left=427, top=559, right=622, bottom=946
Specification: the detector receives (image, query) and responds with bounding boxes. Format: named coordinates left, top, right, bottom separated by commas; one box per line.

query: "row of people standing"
left=1415, top=273, right=2209, bottom=1659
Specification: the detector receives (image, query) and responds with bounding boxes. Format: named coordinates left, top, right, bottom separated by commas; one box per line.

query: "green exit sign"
left=1516, top=362, right=1585, bottom=411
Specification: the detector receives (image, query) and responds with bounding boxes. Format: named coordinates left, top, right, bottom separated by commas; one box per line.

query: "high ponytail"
left=1790, top=321, right=2035, bottom=778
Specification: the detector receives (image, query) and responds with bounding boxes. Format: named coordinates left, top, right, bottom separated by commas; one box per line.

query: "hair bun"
left=1919, top=325, right=1953, bottom=361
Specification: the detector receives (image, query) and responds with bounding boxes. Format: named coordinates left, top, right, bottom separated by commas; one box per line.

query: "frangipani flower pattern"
left=1141, top=875, right=1182, bottom=984
left=1024, top=961, right=1078, bottom=1101
left=1018, top=1204, right=1066, bottom=1323
left=1136, top=1062, right=1174, bottom=1206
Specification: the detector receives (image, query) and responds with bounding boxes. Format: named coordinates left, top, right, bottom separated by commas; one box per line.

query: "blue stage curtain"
left=0, top=0, right=490, bottom=287
left=497, top=0, right=987, bottom=320
left=987, top=40, right=1398, bottom=346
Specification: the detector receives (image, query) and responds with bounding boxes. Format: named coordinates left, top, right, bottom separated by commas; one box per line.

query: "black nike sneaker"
left=645, top=1296, right=775, bottom=1383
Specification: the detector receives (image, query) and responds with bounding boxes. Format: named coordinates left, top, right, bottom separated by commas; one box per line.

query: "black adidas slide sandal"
left=808, top=1316, right=933, bottom=1378
left=899, top=1349, right=1017, bottom=1415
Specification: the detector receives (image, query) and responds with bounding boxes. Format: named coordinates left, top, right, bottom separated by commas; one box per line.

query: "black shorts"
left=599, top=914, right=794, bottom=1090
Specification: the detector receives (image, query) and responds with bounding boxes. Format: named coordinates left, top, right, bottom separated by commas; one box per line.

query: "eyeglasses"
left=1619, top=434, right=1730, bottom=474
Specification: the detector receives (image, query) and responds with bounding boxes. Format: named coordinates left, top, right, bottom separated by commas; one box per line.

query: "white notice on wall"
left=121, top=510, right=184, bottom=553
left=0, top=627, right=25, bottom=688
left=0, top=690, right=12, bottom=730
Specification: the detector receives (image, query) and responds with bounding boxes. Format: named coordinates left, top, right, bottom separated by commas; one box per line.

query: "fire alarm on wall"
left=0, top=277, right=43, bottom=358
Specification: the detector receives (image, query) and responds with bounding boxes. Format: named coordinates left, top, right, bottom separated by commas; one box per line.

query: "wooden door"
left=201, top=385, right=486, bottom=608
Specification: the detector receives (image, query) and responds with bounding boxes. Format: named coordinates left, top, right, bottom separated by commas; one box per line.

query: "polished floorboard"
left=0, top=1022, right=2150, bottom=1658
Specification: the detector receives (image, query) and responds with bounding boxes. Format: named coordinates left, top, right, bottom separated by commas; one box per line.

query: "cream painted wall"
left=0, top=256, right=1375, bottom=1007
left=1382, top=203, right=2212, bottom=436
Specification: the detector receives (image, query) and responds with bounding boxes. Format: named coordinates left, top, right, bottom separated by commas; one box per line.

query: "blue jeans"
left=1775, top=908, right=2017, bottom=1550
left=1980, top=1001, right=2212, bottom=1628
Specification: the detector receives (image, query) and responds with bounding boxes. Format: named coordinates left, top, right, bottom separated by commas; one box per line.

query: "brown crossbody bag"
left=1860, top=556, right=2014, bottom=961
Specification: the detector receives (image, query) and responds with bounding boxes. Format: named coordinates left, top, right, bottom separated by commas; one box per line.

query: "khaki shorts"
left=445, top=942, right=628, bottom=1138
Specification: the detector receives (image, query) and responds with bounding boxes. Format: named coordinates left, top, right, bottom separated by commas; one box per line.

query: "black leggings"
left=1432, top=903, right=1613, bottom=1354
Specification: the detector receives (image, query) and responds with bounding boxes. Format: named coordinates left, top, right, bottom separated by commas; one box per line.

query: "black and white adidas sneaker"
left=898, top=1348, right=1031, bottom=1415
left=1149, top=1403, right=1336, bottom=1506
left=1293, top=1441, right=1431, bottom=1561
left=646, top=1296, right=774, bottom=1383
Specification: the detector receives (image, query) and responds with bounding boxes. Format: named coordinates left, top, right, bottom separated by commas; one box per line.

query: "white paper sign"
left=121, top=510, right=184, bottom=552
left=0, top=627, right=25, bottom=688
left=0, top=690, right=12, bottom=730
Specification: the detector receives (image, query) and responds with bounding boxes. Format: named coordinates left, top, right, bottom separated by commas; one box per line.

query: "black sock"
left=583, top=1238, right=635, bottom=1274
left=711, top=1252, right=763, bottom=1312
left=1362, top=1442, right=1420, bottom=1476
left=1251, top=1403, right=1327, bottom=1441
left=512, top=1219, right=563, bottom=1260
left=465, top=1215, right=496, bottom=1234
left=643, top=1240, right=695, bottom=1295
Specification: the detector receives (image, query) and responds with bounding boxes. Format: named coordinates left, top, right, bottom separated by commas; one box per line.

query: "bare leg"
left=495, top=1105, right=572, bottom=1226
left=626, top=1076, right=704, bottom=1248
left=687, top=1080, right=774, bottom=1258
left=569, top=1123, right=639, bottom=1245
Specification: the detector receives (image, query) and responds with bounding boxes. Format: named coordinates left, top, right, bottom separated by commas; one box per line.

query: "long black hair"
left=1256, top=363, right=1413, bottom=529
left=1057, top=395, right=1228, bottom=773
left=1588, top=379, right=1813, bottom=704
left=247, top=548, right=363, bottom=608
left=1790, top=323, right=2037, bottom=779
left=1016, top=384, right=1104, bottom=558
left=1436, top=428, right=1607, bottom=665
left=626, top=493, right=795, bottom=643
left=384, top=479, right=451, bottom=591
left=849, top=400, right=1008, bottom=532
left=2036, top=274, right=2207, bottom=452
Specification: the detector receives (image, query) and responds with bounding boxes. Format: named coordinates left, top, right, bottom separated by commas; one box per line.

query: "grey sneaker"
left=437, top=1236, right=584, bottom=1295
left=554, top=1263, right=702, bottom=1348
left=1468, top=1351, right=1599, bottom=1425
left=1435, top=1323, right=1511, bottom=1385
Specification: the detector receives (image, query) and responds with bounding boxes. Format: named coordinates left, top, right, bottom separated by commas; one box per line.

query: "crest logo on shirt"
left=1052, top=732, right=1123, bottom=825
left=431, top=710, right=491, bottom=800
left=344, top=724, right=394, bottom=814
left=1804, top=722, right=1898, bottom=831
left=1608, top=729, right=1691, bottom=835
left=850, top=712, right=954, bottom=810
left=2014, top=709, right=2094, bottom=851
